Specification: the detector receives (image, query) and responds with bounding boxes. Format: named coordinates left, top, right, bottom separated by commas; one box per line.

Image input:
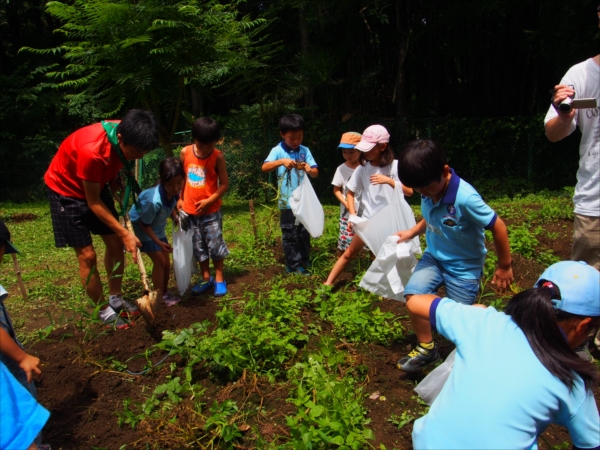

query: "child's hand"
left=492, top=265, right=514, bottom=291
left=18, top=354, right=42, bottom=383
left=394, top=230, right=413, bottom=243
left=158, top=241, right=173, bottom=253
left=194, top=199, right=213, bottom=214
left=370, top=174, right=392, bottom=185
left=297, top=162, right=310, bottom=172
left=282, top=159, right=296, bottom=170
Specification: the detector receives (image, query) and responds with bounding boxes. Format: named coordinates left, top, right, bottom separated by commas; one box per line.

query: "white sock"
left=99, top=306, right=116, bottom=321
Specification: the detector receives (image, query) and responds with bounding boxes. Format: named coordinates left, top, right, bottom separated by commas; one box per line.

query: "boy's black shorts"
left=47, top=186, right=118, bottom=248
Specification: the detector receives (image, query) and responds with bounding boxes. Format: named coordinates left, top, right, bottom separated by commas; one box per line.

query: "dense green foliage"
left=1, top=0, right=597, bottom=200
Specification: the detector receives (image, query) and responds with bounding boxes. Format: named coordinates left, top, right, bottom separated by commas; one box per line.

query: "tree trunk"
left=393, top=2, right=411, bottom=121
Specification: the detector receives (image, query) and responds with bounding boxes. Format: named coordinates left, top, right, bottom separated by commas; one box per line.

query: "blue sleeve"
left=264, top=146, right=282, bottom=163
left=138, top=190, right=161, bottom=226
left=431, top=297, right=490, bottom=346
left=303, top=147, right=318, bottom=168
left=462, top=194, right=497, bottom=230
left=566, top=389, right=600, bottom=449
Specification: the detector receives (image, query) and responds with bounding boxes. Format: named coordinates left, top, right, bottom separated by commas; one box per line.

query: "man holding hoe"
left=44, top=109, right=159, bottom=330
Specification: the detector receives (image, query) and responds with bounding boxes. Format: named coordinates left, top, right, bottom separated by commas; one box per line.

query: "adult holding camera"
left=544, top=5, right=600, bottom=361
left=544, top=11, right=600, bottom=271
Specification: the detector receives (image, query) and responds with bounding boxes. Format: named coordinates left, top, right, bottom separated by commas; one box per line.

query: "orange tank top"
left=181, top=145, right=223, bottom=215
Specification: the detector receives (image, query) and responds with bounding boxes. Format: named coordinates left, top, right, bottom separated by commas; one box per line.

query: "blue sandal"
left=214, top=281, right=227, bottom=297
left=191, top=277, right=215, bottom=295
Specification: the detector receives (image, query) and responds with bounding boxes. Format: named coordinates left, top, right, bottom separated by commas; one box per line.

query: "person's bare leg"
left=147, top=251, right=167, bottom=295
left=214, top=259, right=224, bottom=283
left=406, top=297, right=433, bottom=343
left=74, top=244, right=105, bottom=308
left=199, top=259, right=211, bottom=282
left=324, top=235, right=364, bottom=285
left=100, top=234, right=125, bottom=296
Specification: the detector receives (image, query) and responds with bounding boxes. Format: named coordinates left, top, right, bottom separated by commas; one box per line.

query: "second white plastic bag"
left=359, top=238, right=418, bottom=301
left=289, top=174, right=325, bottom=238
left=172, top=223, right=195, bottom=296
left=414, top=349, right=456, bottom=405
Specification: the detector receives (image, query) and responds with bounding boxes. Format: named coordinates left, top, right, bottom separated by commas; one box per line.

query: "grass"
left=0, top=189, right=583, bottom=448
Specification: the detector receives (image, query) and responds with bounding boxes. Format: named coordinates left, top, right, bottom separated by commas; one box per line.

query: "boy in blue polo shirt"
left=262, top=114, right=319, bottom=274
left=395, top=140, right=513, bottom=371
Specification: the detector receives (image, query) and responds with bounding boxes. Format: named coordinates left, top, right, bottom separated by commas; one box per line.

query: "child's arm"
left=140, top=223, right=172, bottom=253
left=347, top=190, right=358, bottom=216
left=401, top=185, right=413, bottom=197
left=298, top=162, right=319, bottom=178
left=333, top=186, right=349, bottom=210
left=262, top=159, right=296, bottom=173
left=395, top=219, right=427, bottom=243
left=0, top=328, right=41, bottom=383
left=369, top=175, right=413, bottom=197
left=370, top=174, right=395, bottom=188
left=489, top=217, right=513, bottom=290
left=193, top=153, right=229, bottom=214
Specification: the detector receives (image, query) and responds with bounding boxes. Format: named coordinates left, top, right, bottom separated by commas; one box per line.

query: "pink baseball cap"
left=355, top=125, right=390, bottom=152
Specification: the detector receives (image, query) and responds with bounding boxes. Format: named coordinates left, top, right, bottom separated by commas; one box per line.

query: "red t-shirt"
left=44, top=122, right=123, bottom=199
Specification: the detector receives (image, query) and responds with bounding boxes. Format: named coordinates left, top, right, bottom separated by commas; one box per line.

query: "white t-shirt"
left=544, top=58, right=600, bottom=217
left=346, top=160, right=399, bottom=219
left=331, top=163, right=357, bottom=217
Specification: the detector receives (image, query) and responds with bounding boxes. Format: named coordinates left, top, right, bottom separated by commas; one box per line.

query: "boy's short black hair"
left=397, top=140, right=447, bottom=188
left=279, top=114, right=305, bottom=133
left=192, top=117, right=221, bottom=144
left=117, top=109, right=159, bottom=152
left=159, top=157, right=185, bottom=184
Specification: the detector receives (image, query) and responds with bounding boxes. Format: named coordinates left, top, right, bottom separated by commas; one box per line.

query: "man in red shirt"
left=45, top=109, right=158, bottom=329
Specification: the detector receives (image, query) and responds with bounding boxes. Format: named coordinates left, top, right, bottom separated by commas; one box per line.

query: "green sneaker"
left=397, top=344, right=440, bottom=372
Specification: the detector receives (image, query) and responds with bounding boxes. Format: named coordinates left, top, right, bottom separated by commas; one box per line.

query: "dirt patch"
left=23, top=225, right=599, bottom=449
left=1, top=212, right=39, bottom=223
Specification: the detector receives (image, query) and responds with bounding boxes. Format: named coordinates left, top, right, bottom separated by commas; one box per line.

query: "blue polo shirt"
left=129, top=185, right=178, bottom=242
left=264, top=141, right=318, bottom=209
left=421, top=169, right=497, bottom=279
left=412, top=298, right=600, bottom=449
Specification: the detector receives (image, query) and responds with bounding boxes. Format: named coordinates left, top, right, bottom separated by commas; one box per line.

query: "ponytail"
left=505, top=287, right=598, bottom=391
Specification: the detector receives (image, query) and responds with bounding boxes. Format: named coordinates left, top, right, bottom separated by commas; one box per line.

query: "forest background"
left=1, top=0, right=599, bottom=201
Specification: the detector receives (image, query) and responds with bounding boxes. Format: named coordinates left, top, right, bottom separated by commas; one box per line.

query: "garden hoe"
left=123, top=212, right=159, bottom=323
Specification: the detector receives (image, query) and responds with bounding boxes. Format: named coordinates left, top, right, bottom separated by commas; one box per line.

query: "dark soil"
left=1, top=212, right=39, bottom=223
left=23, top=230, right=600, bottom=449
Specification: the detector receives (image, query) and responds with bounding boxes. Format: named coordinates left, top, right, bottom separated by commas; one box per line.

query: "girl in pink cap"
left=324, top=125, right=413, bottom=285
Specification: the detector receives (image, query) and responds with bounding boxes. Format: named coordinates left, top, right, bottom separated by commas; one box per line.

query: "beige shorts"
left=572, top=213, right=600, bottom=270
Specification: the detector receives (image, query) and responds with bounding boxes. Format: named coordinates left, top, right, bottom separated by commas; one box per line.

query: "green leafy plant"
left=285, top=355, right=373, bottom=449
left=314, top=289, right=403, bottom=345
left=387, top=411, right=416, bottom=430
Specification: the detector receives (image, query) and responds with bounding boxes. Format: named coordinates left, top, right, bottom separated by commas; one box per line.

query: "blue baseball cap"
left=535, top=261, right=600, bottom=317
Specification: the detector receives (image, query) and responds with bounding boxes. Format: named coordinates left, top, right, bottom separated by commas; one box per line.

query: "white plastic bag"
left=359, top=238, right=417, bottom=301
left=350, top=184, right=421, bottom=256
left=289, top=174, right=325, bottom=238
left=172, top=223, right=195, bottom=295
left=414, top=349, right=456, bottom=405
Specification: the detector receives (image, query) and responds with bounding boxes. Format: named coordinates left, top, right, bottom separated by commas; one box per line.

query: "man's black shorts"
left=47, top=186, right=118, bottom=248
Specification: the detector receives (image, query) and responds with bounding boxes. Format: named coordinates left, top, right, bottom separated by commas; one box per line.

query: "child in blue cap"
left=405, top=261, right=600, bottom=449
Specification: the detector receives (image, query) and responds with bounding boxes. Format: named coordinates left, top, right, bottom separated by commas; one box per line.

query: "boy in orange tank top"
left=178, top=118, right=230, bottom=297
